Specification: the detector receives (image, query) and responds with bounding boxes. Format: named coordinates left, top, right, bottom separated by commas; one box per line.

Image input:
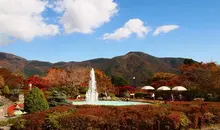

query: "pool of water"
left=72, top=101, right=149, bottom=106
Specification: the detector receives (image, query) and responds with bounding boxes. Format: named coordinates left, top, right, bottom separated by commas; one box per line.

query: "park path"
left=0, top=96, right=14, bottom=130
left=0, top=96, right=14, bottom=120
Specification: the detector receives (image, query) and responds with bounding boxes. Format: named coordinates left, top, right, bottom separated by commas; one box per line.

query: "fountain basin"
left=72, top=101, right=149, bottom=106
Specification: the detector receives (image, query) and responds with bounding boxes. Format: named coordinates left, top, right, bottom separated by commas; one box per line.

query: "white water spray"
left=86, top=68, right=99, bottom=102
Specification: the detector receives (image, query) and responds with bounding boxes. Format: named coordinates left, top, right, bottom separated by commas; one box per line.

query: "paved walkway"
left=0, top=96, right=14, bottom=130
left=0, top=96, right=14, bottom=118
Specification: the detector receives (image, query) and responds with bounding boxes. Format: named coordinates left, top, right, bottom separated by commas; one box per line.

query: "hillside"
left=0, top=52, right=187, bottom=85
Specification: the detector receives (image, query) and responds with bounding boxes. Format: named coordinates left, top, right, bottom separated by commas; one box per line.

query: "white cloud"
left=153, top=25, right=179, bottom=36
left=103, top=19, right=151, bottom=40
left=50, top=0, right=118, bottom=34
left=0, top=0, right=59, bottom=45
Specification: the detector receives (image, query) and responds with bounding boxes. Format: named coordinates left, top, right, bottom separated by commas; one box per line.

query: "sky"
left=0, top=0, right=220, bottom=63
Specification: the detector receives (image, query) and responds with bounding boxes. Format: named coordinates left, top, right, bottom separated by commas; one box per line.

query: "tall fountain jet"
left=86, top=68, right=99, bottom=102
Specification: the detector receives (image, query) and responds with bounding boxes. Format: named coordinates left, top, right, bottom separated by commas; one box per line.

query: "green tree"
left=24, top=87, right=49, bottom=113
left=48, top=90, right=71, bottom=107
left=111, top=75, right=128, bottom=87
left=2, top=85, right=10, bottom=95
left=78, top=87, right=88, bottom=94
left=183, top=59, right=196, bottom=65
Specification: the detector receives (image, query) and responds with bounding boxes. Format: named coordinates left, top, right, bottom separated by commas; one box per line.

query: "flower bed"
left=11, top=102, right=220, bottom=130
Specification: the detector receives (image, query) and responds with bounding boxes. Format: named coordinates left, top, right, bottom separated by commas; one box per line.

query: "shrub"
left=0, top=118, right=20, bottom=127
left=10, top=102, right=220, bottom=130
left=0, top=101, right=4, bottom=107
left=24, top=87, right=49, bottom=113
left=166, top=112, right=191, bottom=129
left=135, top=93, right=147, bottom=98
left=0, top=121, right=8, bottom=127
left=11, top=89, right=20, bottom=95
left=2, top=85, right=10, bottom=95
left=203, top=112, right=216, bottom=125
left=43, top=112, right=71, bottom=130
left=10, top=119, right=26, bottom=130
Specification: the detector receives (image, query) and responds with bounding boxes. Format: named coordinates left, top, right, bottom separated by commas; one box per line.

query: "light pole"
left=132, top=77, right=136, bottom=88
left=28, top=83, right=32, bottom=91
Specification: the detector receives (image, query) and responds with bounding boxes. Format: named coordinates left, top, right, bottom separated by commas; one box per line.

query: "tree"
left=0, top=75, right=5, bottom=89
left=179, top=62, right=220, bottom=101
left=183, top=59, right=196, bottom=65
left=47, top=90, right=71, bottom=107
left=25, top=76, right=51, bottom=89
left=95, top=69, right=115, bottom=93
left=152, top=72, right=176, bottom=81
left=24, top=87, right=49, bottom=113
left=111, top=75, right=128, bottom=87
left=2, top=85, right=10, bottom=95
left=0, top=68, right=24, bottom=89
left=44, top=67, right=115, bottom=94
left=151, top=72, right=178, bottom=87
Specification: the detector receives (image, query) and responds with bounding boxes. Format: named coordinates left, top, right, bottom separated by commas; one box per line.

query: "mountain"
left=0, top=51, right=187, bottom=85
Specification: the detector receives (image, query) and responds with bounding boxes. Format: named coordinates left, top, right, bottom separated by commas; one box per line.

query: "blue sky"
left=0, top=0, right=220, bottom=63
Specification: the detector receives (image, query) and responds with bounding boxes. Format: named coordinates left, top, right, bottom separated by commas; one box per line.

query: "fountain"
left=72, top=68, right=149, bottom=106
left=86, top=68, right=99, bottom=103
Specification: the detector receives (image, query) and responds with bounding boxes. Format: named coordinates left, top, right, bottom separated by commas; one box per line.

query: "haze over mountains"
left=0, top=52, right=186, bottom=85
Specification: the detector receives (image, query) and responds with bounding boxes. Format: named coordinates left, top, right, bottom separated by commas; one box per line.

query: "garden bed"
left=10, top=102, right=220, bottom=130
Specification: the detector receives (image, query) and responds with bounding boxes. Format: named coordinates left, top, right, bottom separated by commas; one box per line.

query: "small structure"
left=142, top=86, right=155, bottom=90
left=14, top=104, right=23, bottom=116
left=172, top=86, right=187, bottom=91
left=7, top=103, right=25, bottom=116
left=157, top=86, right=171, bottom=91
left=130, top=93, right=135, bottom=98
left=18, top=94, right=24, bottom=103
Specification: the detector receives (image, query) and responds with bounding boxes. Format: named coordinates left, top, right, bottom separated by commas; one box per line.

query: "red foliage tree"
left=25, top=76, right=51, bottom=90
left=118, top=86, right=135, bottom=93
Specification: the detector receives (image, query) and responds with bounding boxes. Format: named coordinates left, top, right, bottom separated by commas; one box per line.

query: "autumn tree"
left=152, top=72, right=176, bottom=81
left=43, top=68, right=68, bottom=87
left=25, top=76, right=51, bottom=89
left=95, top=69, right=115, bottom=93
left=180, top=62, right=220, bottom=91
left=44, top=67, right=115, bottom=95
left=0, top=68, right=24, bottom=89
left=151, top=72, right=179, bottom=87
left=0, top=75, right=5, bottom=89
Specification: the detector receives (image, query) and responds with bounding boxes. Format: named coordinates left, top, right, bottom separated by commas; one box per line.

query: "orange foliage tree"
left=180, top=62, right=220, bottom=92
left=151, top=72, right=181, bottom=88
left=0, top=68, right=24, bottom=89
left=43, top=67, right=115, bottom=94
left=0, top=75, right=5, bottom=89
left=95, top=69, right=115, bottom=93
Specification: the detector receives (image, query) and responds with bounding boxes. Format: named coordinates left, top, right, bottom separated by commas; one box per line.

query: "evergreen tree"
left=48, top=90, right=71, bottom=107
left=24, top=87, right=49, bottom=113
left=111, top=75, right=128, bottom=87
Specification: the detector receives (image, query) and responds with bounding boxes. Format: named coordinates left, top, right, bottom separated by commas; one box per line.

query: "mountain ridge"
left=0, top=51, right=188, bottom=85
